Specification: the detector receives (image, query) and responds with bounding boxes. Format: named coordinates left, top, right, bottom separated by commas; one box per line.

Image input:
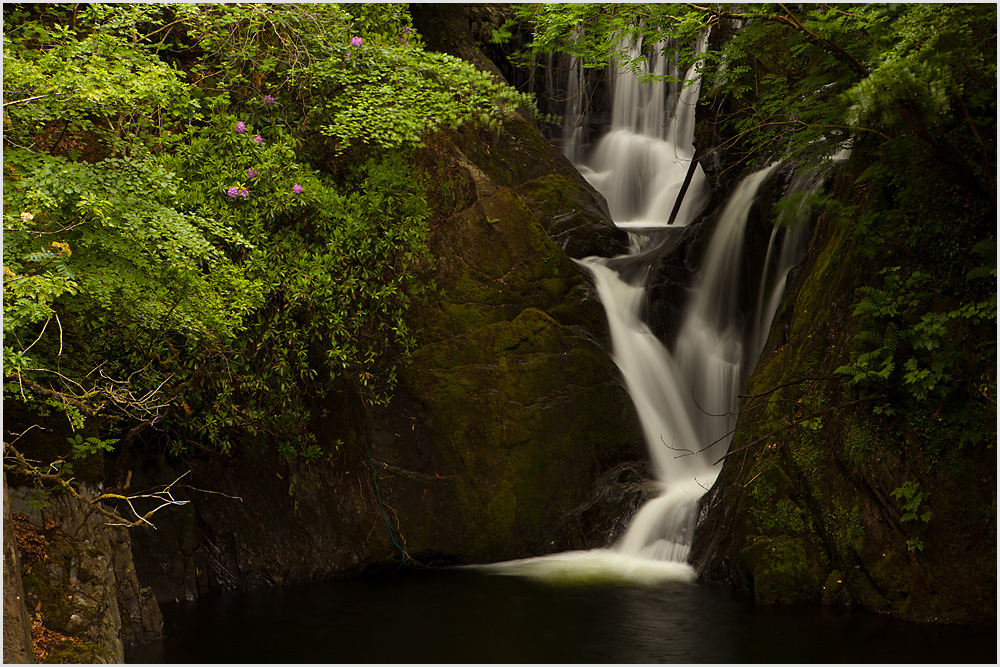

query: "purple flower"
left=235, top=121, right=246, bottom=134
left=346, top=51, right=351, bottom=59
left=351, top=36, right=363, bottom=47
left=403, top=27, right=412, bottom=35
left=292, top=184, right=303, bottom=194
left=247, top=168, right=259, bottom=179
left=253, top=135, right=263, bottom=144
left=227, top=186, right=249, bottom=198
left=262, top=95, right=275, bottom=106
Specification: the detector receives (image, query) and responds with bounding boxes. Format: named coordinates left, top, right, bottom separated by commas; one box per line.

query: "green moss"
left=750, top=498, right=807, bottom=533
left=44, top=641, right=116, bottom=664
left=402, top=307, right=637, bottom=559
left=742, top=534, right=825, bottom=604
left=844, top=423, right=875, bottom=468
left=23, top=570, right=71, bottom=634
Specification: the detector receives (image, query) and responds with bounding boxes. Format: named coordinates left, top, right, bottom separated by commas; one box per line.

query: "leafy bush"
left=3, top=3, right=534, bottom=463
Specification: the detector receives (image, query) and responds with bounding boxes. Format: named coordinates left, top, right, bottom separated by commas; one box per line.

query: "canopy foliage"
left=3, top=3, right=534, bottom=475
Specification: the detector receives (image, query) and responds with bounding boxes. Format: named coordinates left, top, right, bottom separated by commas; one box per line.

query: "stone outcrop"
left=4, top=476, right=162, bottom=662
left=690, top=158, right=997, bottom=624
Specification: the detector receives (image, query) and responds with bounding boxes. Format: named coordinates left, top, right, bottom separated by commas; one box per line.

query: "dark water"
left=128, top=568, right=995, bottom=664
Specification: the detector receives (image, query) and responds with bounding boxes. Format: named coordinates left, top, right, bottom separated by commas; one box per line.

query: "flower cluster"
left=235, top=121, right=246, bottom=134
left=247, top=168, right=259, bottom=179
left=262, top=94, right=275, bottom=106
left=401, top=26, right=412, bottom=46
left=227, top=186, right=250, bottom=198
left=351, top=36, right=363, bottom=47
left=292, top=184, right=303, bottom=194
left=253, top=135, right=263, bottom=144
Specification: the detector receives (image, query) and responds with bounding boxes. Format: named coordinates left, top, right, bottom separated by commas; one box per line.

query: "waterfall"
left=560, top=27, right=588, bottom=164
left=480, top=33, right=809, bottom=584
left=749, top=153, right=847, bottom=361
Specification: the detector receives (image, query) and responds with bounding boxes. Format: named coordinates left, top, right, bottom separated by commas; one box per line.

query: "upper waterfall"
left=571, top=33, right=710, bottom=228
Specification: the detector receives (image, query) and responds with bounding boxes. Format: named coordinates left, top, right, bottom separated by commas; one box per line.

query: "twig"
left=3, top=89, right=81, bottom=108
left=739, top=375, right=842, bottom=405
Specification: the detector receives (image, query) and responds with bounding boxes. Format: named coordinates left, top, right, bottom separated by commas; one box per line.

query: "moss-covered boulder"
left=370, top=308, right=642, bottom=562
left=364, top=119, right=645, bottom=563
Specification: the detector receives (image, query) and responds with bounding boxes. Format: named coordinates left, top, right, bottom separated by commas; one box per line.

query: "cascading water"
left=574, top=33, right=710, bottom=228
left=596, top=163, right=779, bottom=563
left=482, top=35, right=808, bottom=583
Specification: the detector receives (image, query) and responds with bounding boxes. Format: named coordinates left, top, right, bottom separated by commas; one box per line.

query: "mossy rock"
left=44, top=641, right=117, bottom=664
left=741, top=534, right=826, bottom=605
left=410, top=181, right=606, bottom=344
left=384, top=308, right=643, bottom=562
left=517, top=173, right=628, bottom=258
left=692, top=158, right=996, bottom=624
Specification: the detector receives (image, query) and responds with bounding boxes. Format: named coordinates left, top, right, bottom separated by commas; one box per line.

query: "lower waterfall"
left=582, top=163, right=780, bottom=565
left=480, top=164, right=786, bottom=584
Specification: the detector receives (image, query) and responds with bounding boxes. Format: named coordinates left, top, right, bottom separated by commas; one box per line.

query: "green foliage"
left=163, top=148, right=432, bottom=454
left=890, top=479, right=932, bottom=524
left=301, top=48, right=533, bottom=150
left=890, top=479, right=932, bottom=552
left=3, top=4, right=198, bottom=156
left=836, top=236, right=996, bottom=406
left=4, top=3, right=534, bottom=464
left=67, top=433, right=118, bottom=458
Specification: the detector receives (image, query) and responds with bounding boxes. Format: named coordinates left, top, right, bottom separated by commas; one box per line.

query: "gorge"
left=4, top=4, right=995, bottom=663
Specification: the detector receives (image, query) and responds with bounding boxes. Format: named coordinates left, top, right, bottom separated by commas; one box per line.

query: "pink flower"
left=253, top=135, right=263, bottom=144
left=262, top=95, right=275, bottom=105
left=235, top=121, right=246, bottom=134
left=247, top=168, right=259, bottom=179
left=292, top=184, right=303, bottom=194
left=351, top=36, right=363, bottom=47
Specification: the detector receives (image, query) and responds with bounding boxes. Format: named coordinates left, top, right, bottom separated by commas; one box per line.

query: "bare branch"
left=4, top=443, right=190, bottom=529
left=3, top=89, right=82, bottom=108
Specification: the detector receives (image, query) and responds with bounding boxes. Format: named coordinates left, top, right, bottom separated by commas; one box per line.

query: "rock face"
left=4, top=475, right=36, bottom=664
left=689, top=160, right=997, bottom=624
left=4, top=478, right=162, bottom=662
left=120, top=19, right=645, bottom=601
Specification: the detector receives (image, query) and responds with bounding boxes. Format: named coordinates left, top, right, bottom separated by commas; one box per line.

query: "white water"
left=480, top=35, right=803, bottom=585
left=589, top=164, right=778, bottom=565
left=574, top=33, right=710, bottom=227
